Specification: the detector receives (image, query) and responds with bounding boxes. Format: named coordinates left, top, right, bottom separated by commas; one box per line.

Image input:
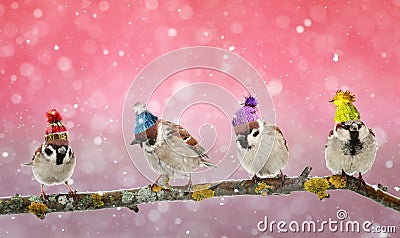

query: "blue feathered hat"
left=134, top=110, right=158, bottom=134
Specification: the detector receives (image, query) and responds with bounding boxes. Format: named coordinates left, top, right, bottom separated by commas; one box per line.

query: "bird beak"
left=349, top=124, right=358, bottom=131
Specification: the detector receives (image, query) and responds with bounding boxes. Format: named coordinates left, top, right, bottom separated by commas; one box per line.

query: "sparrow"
left=232, top=96, right=289, bottom=181
left=131, top=102, right=213, bottom=189
left=22, top=109, right=76, bottom=200
left=325, top=90, right=378, bottom=183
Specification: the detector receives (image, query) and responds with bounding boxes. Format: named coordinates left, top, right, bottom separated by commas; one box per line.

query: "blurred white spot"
left=36, top=49, right=52, bottom=65
left=267, top=80, right=283, bottom=96
left=228, top=46, right=235, bottom=51
left=220, top=35, right=225, bottom=39
left=174, top=218, right=182, bottom=224
left=82, top=40, right=98, bottom=54
left=103, top=49, right=109, bottom=55
left=98, top=1, right=110, bottom=11
left=372, top=127, right=387, bottom=146
left=184, top=200, right=200, bottom=212
left=157, top=202, right=169, bottom=213
left=88, top=91, right=107, bottom=108
left=0, top=45, right=15, bottom=57
left=219, top=145, right=227, bottom=153
left=118, top=50, right=125, bottom=56
left=296, top=25, right=304, bottom=33
left=148, top=100, right=161, bottom=114
left=324, top=76, right=338, bottom=90
left=276, top=15, right=290, bottom=29
left=230, top=22, right=244, bottom=34
left=195, top=28, right=212, bottom=44
left=4, top=23, right=18, bottom=38
left=148, top=209, right=160, bottom=221
left=15, top=37, right=23, bottom=44
left=57, top=57, right=73, bottom=71
left=2, top=151, right=9, bottom=158
left=333, top=53, right=339, bottom=62
left=73, top=103, right=79, bottom=109
left=10, top=1, right=19, bottom=10
left=385, top=160, right=393, bottom=169
left=68, top=178, right=74, bottom=185
left=310, top=5, right=327, bottom=22
left=54, top=44, right=60, bottom=51
left=11, top=93, right=22, bottom=104
left=168, top=28, right=177, bottom=37
left=19, top=63, right=34, bottom=77
left=10, top=75, right=17, bottom=82
left=94, top=136, right=102, bottom=145
left=33, top=8, right=43, bottom=18
left=145, top=0, right=159, bottom=10
left=304, top=18, right=312, bottom=27
left=370, top=93, right=375, bottom=98
left=395, top=187, right=400, bottom=192
left=66, top=121, right=74, bottom=129
left=381, top=52, right=387, bottom=58
left=178, top=5, right=193, bottom=20
left=172, top=80, right=193, bottom=100
left=73, top=80, right=82, bottom=90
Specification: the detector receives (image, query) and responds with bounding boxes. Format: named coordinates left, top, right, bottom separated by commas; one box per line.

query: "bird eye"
left=252, top=130, right=260, bottom=137
left=44, top=148, right=53, bottom=156
left=341, top=124, right=350, bottom=130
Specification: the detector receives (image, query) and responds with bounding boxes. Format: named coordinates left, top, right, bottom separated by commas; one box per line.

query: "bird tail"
left=130, top=139, right=141, bottom=145
left=21, top=161, right=33, bottom=166
left=201, top=159, right=215, bottom=168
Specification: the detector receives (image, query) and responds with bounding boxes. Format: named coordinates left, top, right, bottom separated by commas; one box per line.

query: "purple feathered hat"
left=232, top=96, right=259, bottom=127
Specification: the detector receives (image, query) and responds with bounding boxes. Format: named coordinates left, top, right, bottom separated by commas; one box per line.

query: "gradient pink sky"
left=1, top=0, right=400, bottom=237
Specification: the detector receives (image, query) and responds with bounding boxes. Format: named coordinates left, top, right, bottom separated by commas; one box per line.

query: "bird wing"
left=270, top=125, right=289, bottom=152
left=325, top=129, right=334, bottom=148
left=161, top=120, right=209, bottom=159
left=21, top=144, right=42, bottom=166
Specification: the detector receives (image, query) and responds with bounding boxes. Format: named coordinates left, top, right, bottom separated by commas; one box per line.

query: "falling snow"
left=0, top=1, right=399, bottom=238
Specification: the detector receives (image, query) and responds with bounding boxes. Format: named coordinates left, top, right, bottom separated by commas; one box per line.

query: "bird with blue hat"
left=131, top=102, right=214, bottom=189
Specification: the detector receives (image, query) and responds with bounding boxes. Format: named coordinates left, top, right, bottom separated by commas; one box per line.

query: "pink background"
left=1, top=0, right=400, bottom=237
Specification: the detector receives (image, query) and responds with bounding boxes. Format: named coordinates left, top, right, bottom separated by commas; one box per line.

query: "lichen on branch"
left=0, top=167, right=399, bottom=219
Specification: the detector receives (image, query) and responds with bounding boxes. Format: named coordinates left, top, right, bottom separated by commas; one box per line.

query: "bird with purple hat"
left=232, top=96, right=289, bottom=181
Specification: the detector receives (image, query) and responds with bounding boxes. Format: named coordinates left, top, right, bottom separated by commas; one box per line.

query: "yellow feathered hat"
left=330, top=90, right=360, bottom=123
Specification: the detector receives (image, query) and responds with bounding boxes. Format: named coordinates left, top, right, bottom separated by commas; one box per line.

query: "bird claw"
left=252, top=174, right=261, bottom=183
left=40, top=191, right=48, bottom=201
left=68, top=189, right=77, bottom=198
left=357, top=172, right=366, bottom=189
left=278, top=170, right=286, bottom=187
left=183, top=180, right=193, bottom=192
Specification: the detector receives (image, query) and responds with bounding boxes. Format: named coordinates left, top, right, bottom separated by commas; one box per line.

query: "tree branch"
left=1, top=167, right=399, bottom=219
